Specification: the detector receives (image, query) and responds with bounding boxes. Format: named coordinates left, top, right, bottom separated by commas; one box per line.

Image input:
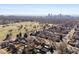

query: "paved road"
left=0, top=49, right=8, bottom=54
left=63, top=25, right=76, bottom=43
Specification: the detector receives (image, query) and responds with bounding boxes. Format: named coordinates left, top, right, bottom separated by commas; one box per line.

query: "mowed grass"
left=0, top=21, right=43, bottom=42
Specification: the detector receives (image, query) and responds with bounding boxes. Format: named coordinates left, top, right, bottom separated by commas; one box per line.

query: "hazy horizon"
left=0, top=4, right=79, bottom=16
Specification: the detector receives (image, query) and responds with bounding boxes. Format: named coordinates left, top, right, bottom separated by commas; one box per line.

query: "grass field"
left=0, top=21, right=44, bottom=42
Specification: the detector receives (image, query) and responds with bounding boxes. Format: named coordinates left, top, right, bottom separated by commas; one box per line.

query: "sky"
left=0, top=4, right=79, bottom=16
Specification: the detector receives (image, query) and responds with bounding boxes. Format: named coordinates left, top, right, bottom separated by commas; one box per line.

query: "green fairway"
left=0, top=22, right=43, bottom=42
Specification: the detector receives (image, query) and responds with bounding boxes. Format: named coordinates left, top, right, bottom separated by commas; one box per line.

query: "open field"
left=0, top=22, right=44, bottom=42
